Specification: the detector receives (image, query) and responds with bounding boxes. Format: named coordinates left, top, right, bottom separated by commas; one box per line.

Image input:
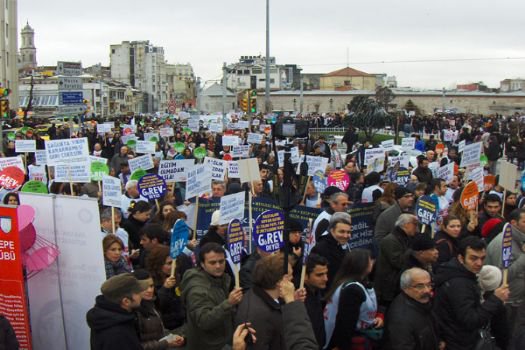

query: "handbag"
left=474, top=325, right=497, bottom=350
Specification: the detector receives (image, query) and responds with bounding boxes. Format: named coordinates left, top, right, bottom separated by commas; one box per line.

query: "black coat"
left=310, top=233, right=348, bottom=290
left=432, top=258, right=504, bottom=350
left=384, top=292, right=439, bottom=350
left=0, top=315, right=18, bottom=350
left=433, top=230, right=459, bottom=266
left=86, top=295, right=143, bottom=350
left=304, top=286, right=325, bottom=349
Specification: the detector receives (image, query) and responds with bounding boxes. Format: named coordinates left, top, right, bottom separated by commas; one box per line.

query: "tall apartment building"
left=225, top=55, right=284, bottom=92
left=165, top=63, right=196, bottom=108
left=110, top=40, right=167, bottom=113
left=0, top=0, right=18, bottom=109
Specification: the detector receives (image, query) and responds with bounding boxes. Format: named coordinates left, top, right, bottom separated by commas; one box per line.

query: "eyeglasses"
left=410, top=283, right=433, bottom=291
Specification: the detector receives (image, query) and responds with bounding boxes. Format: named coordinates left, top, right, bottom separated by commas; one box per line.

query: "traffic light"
left=240, top=97, right=248, bottom=112
left=249, top=90, right=257, bottom=113
left=0, top=88, right=9, bottom=97
left=0, top=100, right=9, bottom=118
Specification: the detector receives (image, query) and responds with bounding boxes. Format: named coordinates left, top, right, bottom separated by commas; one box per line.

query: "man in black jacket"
left=385, top=268, right=440, bottom=350
left=304, top=254, right=329, bottom=349
left=433, top=237, right=509, bottom=350
left=311, top=212, right=352, bottom=291
left=86, top=273, right=149, bottom=350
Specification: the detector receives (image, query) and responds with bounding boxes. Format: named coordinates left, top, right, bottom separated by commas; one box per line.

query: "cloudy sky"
left=19, top=0, right=525, bottom=89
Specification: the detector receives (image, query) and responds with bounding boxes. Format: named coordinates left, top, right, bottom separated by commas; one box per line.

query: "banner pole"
left=301, top=176, right=311, bottom=204
left=170, top=259, right=177, bottom=278
left=249, top=191, right=253, bottom=254
left=111, top=207, right=116, bottom=234
left=193, top=196, right=199, bottom=241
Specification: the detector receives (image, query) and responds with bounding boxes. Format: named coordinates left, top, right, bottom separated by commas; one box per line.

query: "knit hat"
left=481, top=218, right=503, bottom=238
left=210, top=210, right=222, bottom=226
left=478, top=265, right=502, bottom=292
left=411, top=234, right=436, bottom=251
left=101, top=273, right=149, bottom=302
left=395, top=186, right=412, bottom=200
left=322, top=186, right=342, bottom=198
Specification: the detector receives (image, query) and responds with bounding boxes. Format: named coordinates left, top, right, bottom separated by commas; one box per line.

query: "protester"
left=403, top=234, right=438, bottom=274
left=312, top=189, right=348, bottom=239
left=87, top=273, right=149, bottom=349
left=0, top=314, right=19, bottom=350
left=374, top=187, right=415, bottom=243
left=304, top=254, right=329, bottom=349
left=324, top=249, right=383, bottom=349
left=103, top=234, right=131, bottom=279
left=180, top=243, right=243, bottom=350
left=433, top=215, right=462, bottom=265
left=121, top=200, right=152, bottom=254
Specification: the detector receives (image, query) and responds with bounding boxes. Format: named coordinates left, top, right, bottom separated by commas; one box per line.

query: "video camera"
left=273, top=117, right=309, bottom=138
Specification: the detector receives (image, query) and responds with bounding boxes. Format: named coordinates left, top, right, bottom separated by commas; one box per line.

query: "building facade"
left=165, top=63, right=196, bottom=109
left=225, top=55, right=284, bottom=91
left=320, top=67, right=377, bottom=91
left=500, top=79, right=525, bottom=92
left=18, top=22, right=36, bottom=72
left=110, top=40, right=167, bottom=113
left=0, top=0, right=18, bottom=109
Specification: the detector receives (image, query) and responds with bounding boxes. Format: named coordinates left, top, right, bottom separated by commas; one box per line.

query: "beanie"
left=478, top=265, right=502, bottom=292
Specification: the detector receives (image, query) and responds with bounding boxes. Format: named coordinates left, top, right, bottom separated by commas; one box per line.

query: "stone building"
left=320, top=67, right=376, bottom=91
left=0, top=0, right=19, bottom=109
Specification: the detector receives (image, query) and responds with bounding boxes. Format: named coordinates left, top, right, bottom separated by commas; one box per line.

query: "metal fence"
left=309, top=127, right=347, bottom=137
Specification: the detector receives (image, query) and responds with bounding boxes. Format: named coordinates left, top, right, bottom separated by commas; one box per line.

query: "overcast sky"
left=19, top=0, right=525, bottom=89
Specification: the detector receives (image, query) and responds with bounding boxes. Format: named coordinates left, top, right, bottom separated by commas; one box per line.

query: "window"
left=112, top=49, right=115, bottom=54
left=5, top=23, right=7, bottom=38
left=344, top=80, right=351, bottom=86
left=243, top=70, right=250, bottom=75
left=270, top=79, right=275, bottom=84
left=49, top=96, right=58, bottom=105
left=252, top=68, right=262, bottom=74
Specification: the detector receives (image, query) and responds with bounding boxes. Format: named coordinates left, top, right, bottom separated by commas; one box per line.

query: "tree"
left=23, top=74, right=35, bottom=119
left=403, top=99, right=422, bottom=116
left=375, top=86, right=395, bottom=112
left=346, top=96, right=392, bottom=141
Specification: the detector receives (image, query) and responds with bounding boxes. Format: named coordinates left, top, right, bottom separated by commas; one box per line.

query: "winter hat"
left=101, top=273, right=149, bottom=303
left=395, top=186, right=413, bottom=200
left=322, top=186, right=342, bottom=198
left=478, top=265, right=502, bottom=292
left=481, top=218, right=503, bottom=238
left=210, top=210, right=222, bottom=226
left=411, top=234, right=436, bottom=251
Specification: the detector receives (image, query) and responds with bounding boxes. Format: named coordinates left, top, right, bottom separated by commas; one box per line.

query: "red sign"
left=223, top=153, right=233, bottom=161
left=0, top=166, right=25, bottom=190
left=327, top=170, right=350, bottom=191
left=435, top=143, right=445, bottom=154
left=0, top=206, right=32, bottom=349
left=460, top=181, right=479, bottom=211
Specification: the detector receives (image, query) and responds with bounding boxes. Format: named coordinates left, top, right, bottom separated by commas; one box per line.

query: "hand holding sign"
left=416, top=195, right=437, bottom=235
left=228, top=219, right=244, bottom=289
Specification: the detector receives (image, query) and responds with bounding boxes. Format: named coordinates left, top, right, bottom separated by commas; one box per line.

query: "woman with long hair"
left=146, top=245, right=192, bottom=331
left=433, top=215, right=462, bottom=265
left=324, top=249, right=383, bottom=350
left=121, top=201, right=152, bottom=254
left=150, top=201, right=177, bottom=228
left=103, top=235, right=131, bottom=279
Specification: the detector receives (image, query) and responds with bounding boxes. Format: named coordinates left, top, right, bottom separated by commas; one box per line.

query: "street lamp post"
left=265, top=0, right=271, bottom=113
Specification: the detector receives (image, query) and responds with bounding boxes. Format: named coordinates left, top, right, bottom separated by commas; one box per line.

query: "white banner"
left=45, top=138, right=89, bottom=165
left=15, top=140, right=36, bottom=153
left=185, top=164, right=212, bottom=199
left=247, top=133, right=263, bottom=144
left=35, top=150, right=47, bottom=166
left=460, top=142, right=482, bottom=168
left=364, top=148, right=386, bottom=166
left=128, top=155, right=154, bottom=173
left=209, top=123, right=223, bottom=133
left=102, top=175, right=122, bottom=207
left=89, top=156, right=107, bottom=164
left=20, top=193, right=106, bottom=350
left=135, top=141, right=156, bottom=154
left=158, top=159, right=194, bottom=182
left=228, top=161, right=240, bottom=178
left=232, top=145, right=250, bottom=158
left=237, top=120, right=249, bottom=129
left=437, top=162, right=455, bottom=183
left=0, top=156, right=25, bottom=173
left=458, top=140, right=466, bottom=153
left=160, top=127, right=174, bottom=137
left=54, top=162, right=91, bottom=183
left=188, top=119, right=200, bottom=132
left=219, top=192, right=246, bottom=225
left=144, top=132, right=159, bottom=142
left=222, top=135, right=240, bottom=146
left=297, top=156, right=329, bottom=177
left=388, top=155, right=409, bottom=168
left=499, top=161, right=518, bottom=190
left=28, top=164, right=47, bottom=183
left=468, top=167, right=484, bottom=192
left=238, top=158, right=261, bottom=184
left=401, top=137, right=416, bottom=151
left=381, top=139, right=395, bottom=151
left=96, top=123, right=112, bottom=133
left=205, top=157, right=227, bottom=181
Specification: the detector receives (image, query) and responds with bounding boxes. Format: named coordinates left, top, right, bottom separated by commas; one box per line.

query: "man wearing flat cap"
left=86, top=273, right=149, bottom=350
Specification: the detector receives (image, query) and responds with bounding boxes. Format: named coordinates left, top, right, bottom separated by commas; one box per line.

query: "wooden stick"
left=503, top=268, right=509, bottom=287
left=431, top=224, right=435, bottom=240
left=69, top=182, right=74, bottom=196
left=248, top=191, right=253, bottom=254
left=170, top=259, right=177, bottom=278
left=299, top=265, right=307, bottom=290
left=171, top=182, right=175, bottom=194
left=234, top=264, right=240, bottom=289
left=421, top=224, right=426, bottom=234
left=111, top=207, right=116, bottom=234
left=98, top=181, right=102, bottom=194
left=155, top=199, right=160, bottom=212
left=302, top=176, right=311, bottom=204
left=502, top=190, right=507, bottom=216
left=193, top=196, right=199, bottom=241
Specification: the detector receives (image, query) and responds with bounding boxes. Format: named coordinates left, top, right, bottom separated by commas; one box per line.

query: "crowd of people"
left=2, top=111, right=525, bottom=350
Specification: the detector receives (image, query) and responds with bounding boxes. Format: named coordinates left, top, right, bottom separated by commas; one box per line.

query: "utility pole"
left=265, top=0, right=271, bottom=114
left=222, top=62, right=228, bottom=127
left=299, top=73, right=304, bottom=114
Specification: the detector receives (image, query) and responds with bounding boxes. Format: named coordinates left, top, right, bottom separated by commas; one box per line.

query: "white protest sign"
left=205, top=157, right=227, bottom=181
left=219, top=192, right=246, bottom=225
left=381, top=139, right=395, bottom=151
left=238, top=158, right=261, bottom=183
left=468, top=167, right=484, bottom=192
left=364, top=148, right=385, bottom=165
left=458, top=140, right=466, bottom=153
left=259, top=124, right=268, bottom=132
left=300, top=156, right=329, bottom=176
left=443, top=130, right=454, bottom=142
left=89, top=155, right=108, bottom=164
left=228, top=161, right=240, bottom=178
left=252, top=119, right=260, bottom=126
left=389, top=155, right=409, bottom=168
left=437, top=162, right=455, bottom=184
left=366, top=155, right=386, bottom=173
left=15, top=140, right=36, bottom=153
left=160, top=127, right=174, bottom=137
left=209, top=123, right=223, bottom=133
left=28, top=165, right=47, bottom=182
left=102, top=175, right=122, bottom=207
left=128, top=154, right=154, bottom=173
left=35, top=150, right=47, bottom=166
left=401, top=137, right=416, bottom=151
left=222, top=135, right=240, bottom=146
left=188, top=119, right=200, bottom=132
left=185, top=164, right=212, bottom=199
left=45, top=138, right=89, bottom=165
left=237, top=120, right=249, bottom=129
left=428, top=161, right=440, bottom=178
left=247, top=133, right=263, bottom=144
left=54, top=162, right=91, bottom=183
left=159, top=159, right=194, bottom=182
left=97, top=123, right=112, bottom=133
left=121, top=124, right=137, bottom=135
left=278, top=147, right=301, bottom=167
left=460, top=142, right=482, bottom=168
left=0, top=156, right=26, bottom=173
left=136, top=141, right=156, bottom=154
left=121, top=134, right=138, bottom=145
left=499, top=161, right=518, bottom=190
left=232, top=145, right=250, bottom=158
left=144, top=132, right=159, bottom=142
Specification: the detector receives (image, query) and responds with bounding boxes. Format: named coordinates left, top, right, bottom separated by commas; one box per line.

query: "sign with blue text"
left=170, top=219, right=189, bottom=259
left=253, top=209, right=285, bottom=253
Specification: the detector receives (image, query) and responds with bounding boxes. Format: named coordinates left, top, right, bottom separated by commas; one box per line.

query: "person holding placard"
left=485, top=208, right=525, bottom=343
left=121, top=201, right=152, bottom=261
left=180, top=243, right=243, bottom=350
left=412, top=156, right=433, bottom=185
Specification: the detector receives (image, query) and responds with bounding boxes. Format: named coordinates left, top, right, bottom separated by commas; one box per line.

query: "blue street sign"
left=59, top=91, right=83, bottom=105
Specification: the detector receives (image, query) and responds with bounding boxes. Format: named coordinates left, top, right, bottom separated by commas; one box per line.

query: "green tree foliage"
left=403, top=99, right=422, bottom=116
left=345, top=96, right=392, bottom=141
left=375, top=86, right=395, bottom=112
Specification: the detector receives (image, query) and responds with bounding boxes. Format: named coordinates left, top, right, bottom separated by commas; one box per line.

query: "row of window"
left=19, top=95, right=58, bottom=106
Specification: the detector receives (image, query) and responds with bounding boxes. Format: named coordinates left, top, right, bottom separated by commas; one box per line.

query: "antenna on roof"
left=346, top=47, right=349, bottom=68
